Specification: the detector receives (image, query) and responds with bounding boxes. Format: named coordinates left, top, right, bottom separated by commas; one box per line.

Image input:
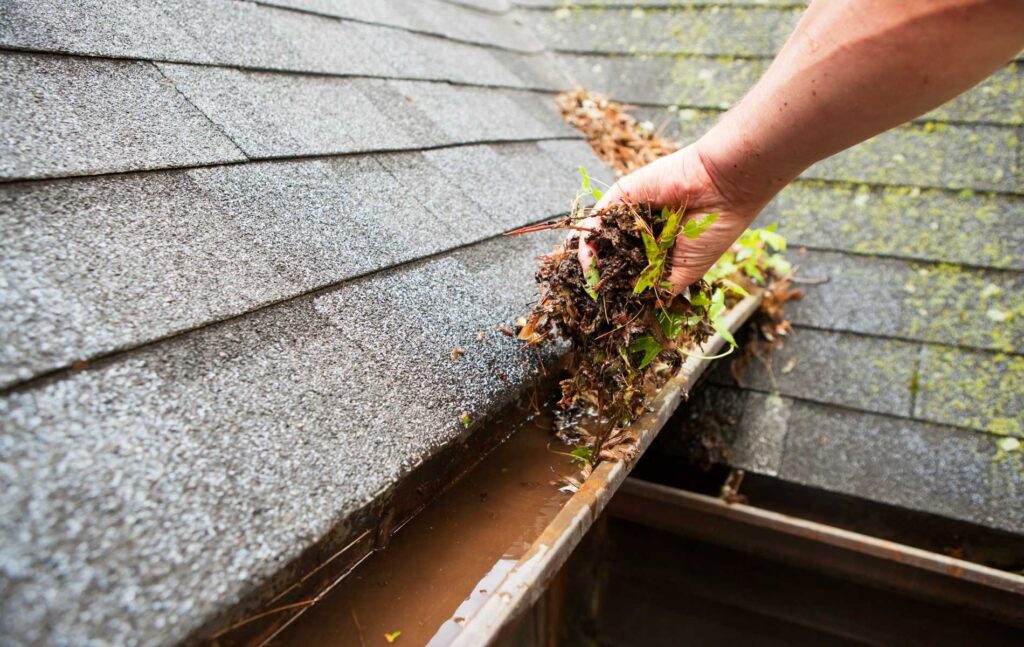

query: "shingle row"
left=0, top=0, right=566, bottom=90
left=518, top=6, right=801, bottom=56
left=682, top=386, right=1024, bottom=535
left=0, top=231, right=566, bottom=646
left=558, top=54, right=1023, bottom=126
left=711, top=327, right=1023, bottom=438
left=786, top=251, right=1024, bottom=354
left=0, top=140, right=608, bottom=388
left=1, top=52, right=575, bottom=180
left=254, top=0, right=541, bottom=52
left=760, top=181, right=1024, bottom=271
left=649, top=108, right=1022, bottom=193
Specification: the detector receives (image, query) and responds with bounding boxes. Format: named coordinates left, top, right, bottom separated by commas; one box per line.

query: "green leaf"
left=584, top=258, right=601, bottom=300
left=658, top=208, right=684, bottom=252
left=579, top=166, right=603, bottom=201
left=570, top=447, right=593, bottom=465
left=712, top=319, right=737, bottom=347
left=632, top=261, right=663, bottom=295
left=690, top=291, right=711, bottom=308
left=760, top=228, right=787, bottom=252
left=641, top=230, right=659, bottom=264
left=657, top=310, right=684, bottom=340
left=628, top=335, right=663, bottom=369
left=682, top=212, right=719, bottom=239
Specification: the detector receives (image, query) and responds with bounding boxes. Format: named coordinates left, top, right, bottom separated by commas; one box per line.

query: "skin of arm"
left=580, top=0, right=1024, bottom=293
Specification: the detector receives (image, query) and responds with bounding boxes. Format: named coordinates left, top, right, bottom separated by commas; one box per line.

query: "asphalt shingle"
left=710, top=328, right=920, bottom=418
left=0, top=53, right=244, bottom=180
left=0, top=0, right=556, bottom=90
left=655, top=108, right=1022, bottom=193
left=687, top=387, right=1024, bottom=535
left=558, top=54, right=1022, bottom=126
left=760, top=181, right=1024, bottom=271
left=916, top=346, right=1024, bottom=438
left=518, top=6, right=801, bottom=56
left=0, top=143, right=606, bottom=387
left=787, top=251, right=1024, bottom=354
left=254, top=0, right=542, bottom=52
left=0, top=231, right=563, bottom=646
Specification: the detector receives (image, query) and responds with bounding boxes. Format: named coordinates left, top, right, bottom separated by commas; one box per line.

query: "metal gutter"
left=452, top=292, right=764, bottom=645
left=608, top=477, right=1024, bottom=626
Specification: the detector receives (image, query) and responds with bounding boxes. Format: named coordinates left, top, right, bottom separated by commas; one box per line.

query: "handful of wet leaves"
left=509, top=173, right=737, bottom=460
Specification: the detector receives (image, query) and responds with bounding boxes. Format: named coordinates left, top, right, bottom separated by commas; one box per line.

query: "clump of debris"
left=510, top=191, right=725, bottom=454
left=556, top=87, right=677, bottom=175
left=509, top=89, right=799, bottom=474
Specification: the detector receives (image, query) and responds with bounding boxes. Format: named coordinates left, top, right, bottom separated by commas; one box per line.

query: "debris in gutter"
left=556, top=88, right=677, bottom=176
left=450, top=347, right=465, bottom=361
left=501, top=88, right=798, bottom=487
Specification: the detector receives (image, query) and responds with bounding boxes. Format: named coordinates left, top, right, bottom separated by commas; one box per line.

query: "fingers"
left=576, top=215, right=602, bottom=271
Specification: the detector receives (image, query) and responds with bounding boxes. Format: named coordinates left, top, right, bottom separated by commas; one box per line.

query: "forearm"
left=697, top=0, right=1024, bottom=208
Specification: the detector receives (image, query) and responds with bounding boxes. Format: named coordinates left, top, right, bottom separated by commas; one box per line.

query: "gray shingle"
left=557, top=53, right=765, bottom=109
left=759, top=181, right=1024, bottom=271
left=158, top=64, right=570, bottom=159
left=0, top=0, right=554, bottom=90
left=787, top=251, right=1024, bottom=354
left=809, top=122, right=1020, bottom=193
left=0, top=0, right=207, bottom=61
left=0, top=231, right=562, bottom=646
left=0, top=143, right=588, bottom=387
left=653, top=107, right=1022, bottom=193
left=771, top=391, right=1024, bottom=534
left=560, top=54, right=1021, bottom=126
left=157, top=65, right=412, bottom=157
left=518, top=6, right=801, bottom=56
left=710, top=328, right=919, bottom=418
left=916, top=346, right=1024, bottom=438
left=254, top=0, right=542, bottom=52
left=0, top=53, right=244, bottom=180
left=688, top=387, right=1024, bottom=534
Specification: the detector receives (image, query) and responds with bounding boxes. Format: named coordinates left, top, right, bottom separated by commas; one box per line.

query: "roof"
left=0, top=1, right=611, bottom=643
left=0, top=0, right=1020, bottom=643
left=517, top=0, right=1023, bottom=533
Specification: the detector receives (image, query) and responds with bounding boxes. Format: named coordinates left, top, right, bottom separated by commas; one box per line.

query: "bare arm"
left=583, top=0, right=1024, bottom=291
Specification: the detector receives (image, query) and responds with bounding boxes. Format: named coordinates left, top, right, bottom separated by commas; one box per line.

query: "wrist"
left=693, top=110, right=803, bottom=212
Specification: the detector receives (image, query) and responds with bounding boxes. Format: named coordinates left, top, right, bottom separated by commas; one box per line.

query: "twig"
left=208, top=599, right=316, bottom=639
left=351, top=609, right=366, bottom=647
left=788, top=275, right=829, bottom=285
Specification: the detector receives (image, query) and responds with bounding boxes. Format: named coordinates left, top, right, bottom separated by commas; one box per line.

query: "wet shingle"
left=710, top=328, right=920, bottom=418
left=682, top=387, right=1022, bottom=534
left=773, top=391, right=1023, bottom=534
left=0, top=142, right=601, bottom=387
left=254, top=0, right=541, bottom=52
left=0, top=232, right=562, bottom=646
left=760, top=181, right=1024, bottom=271
left=916, top=346, right=1024, bottom=438
left=788, top=251, right=1024, bottom=354
left=519, top=6, right=801, bottom=56
left=0, top=53, right=244, bottom=180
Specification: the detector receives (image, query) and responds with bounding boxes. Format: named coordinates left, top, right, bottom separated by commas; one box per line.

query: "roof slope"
left=1, top=1, right=1020, bottom=643
left=0, top=1, right=612, bottom=643
left=518, top=1, right=1023, bottom=534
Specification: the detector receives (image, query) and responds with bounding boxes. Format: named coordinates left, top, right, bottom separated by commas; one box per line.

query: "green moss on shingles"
left=902, top=263, right=1024, bottom=353
left=766, top=181, right=1023, bottom=270
left=917, top=346, right=1024, bottom=437
left=809, top=123, right=1018, bottom=192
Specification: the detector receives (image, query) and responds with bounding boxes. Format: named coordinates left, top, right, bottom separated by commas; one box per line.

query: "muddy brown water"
left=269, top=412, right=577, bottom=646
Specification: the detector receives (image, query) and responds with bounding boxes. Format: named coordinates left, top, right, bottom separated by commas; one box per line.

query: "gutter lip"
left=615, top=477, right=1024, bottom=598
left=452, top=291, right=764, bottom=646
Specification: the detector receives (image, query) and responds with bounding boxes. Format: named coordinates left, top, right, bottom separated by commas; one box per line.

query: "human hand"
left=577, top=143, right=768, bottom=295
